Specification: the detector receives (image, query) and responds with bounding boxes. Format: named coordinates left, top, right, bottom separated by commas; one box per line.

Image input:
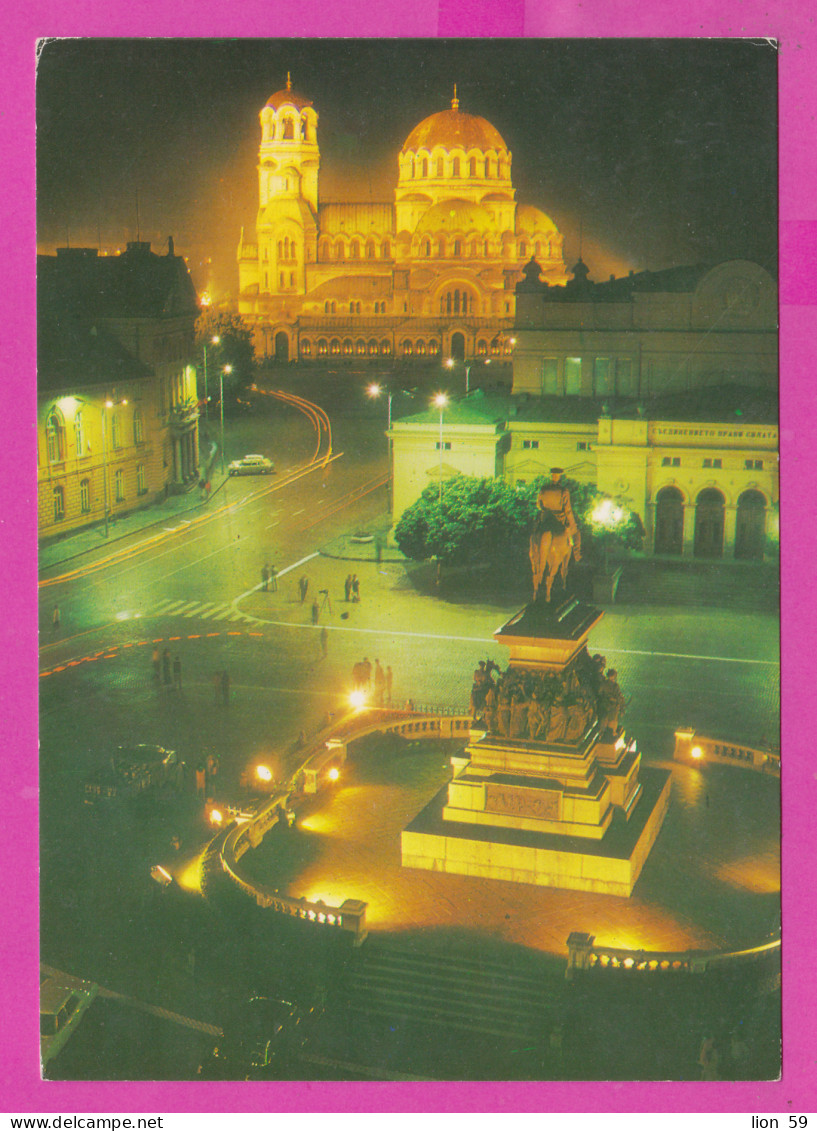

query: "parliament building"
left=237, top=79, right=568, bottom=361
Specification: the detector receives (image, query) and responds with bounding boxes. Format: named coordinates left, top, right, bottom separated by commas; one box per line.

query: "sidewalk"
left=39, top=473, right=229, bottom=572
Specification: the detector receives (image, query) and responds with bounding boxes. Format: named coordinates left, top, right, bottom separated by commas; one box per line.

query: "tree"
left=195, top=309, right=256, bottom=403
left=395, top=474, right=644, bottom=578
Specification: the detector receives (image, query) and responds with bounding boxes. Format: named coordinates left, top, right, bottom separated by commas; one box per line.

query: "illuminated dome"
left=416, top=198, right=494, bottom=233
left=402, top=96, right=508, bottom=154
left=265, top=75, right=313, bottom=111
left=516, top=204, right=560, bottom=234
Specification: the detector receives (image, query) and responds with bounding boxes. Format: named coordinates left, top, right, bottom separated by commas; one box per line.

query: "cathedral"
left=237, top=78, right=568, bottom=362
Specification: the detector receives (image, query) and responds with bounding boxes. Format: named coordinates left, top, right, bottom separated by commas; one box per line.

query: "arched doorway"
left=735, top=490, right=767, bottom=559
left=694, top=488, right=725, bottom=558
left=274, top=332, right=289, bottom=362
left=654, top=486, right=684, bottom=555
left=450, top=332, right=465, bottom=361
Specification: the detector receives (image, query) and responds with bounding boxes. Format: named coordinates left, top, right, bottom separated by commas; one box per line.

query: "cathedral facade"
left=237, top=79, right=568, bottom=362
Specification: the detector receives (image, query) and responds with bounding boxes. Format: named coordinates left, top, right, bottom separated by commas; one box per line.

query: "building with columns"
left=37, top=241, right=201, bottom=539
left=389, top=257, right=778, bottom=560
left=237, top=78, right=568, bottom=361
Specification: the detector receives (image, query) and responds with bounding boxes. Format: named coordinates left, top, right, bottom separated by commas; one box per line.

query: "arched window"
left=53, top=486, right=65, bottom=521
left=137, top=464, right=147, bottom=495
left=324, top=301, right=330, bottom=314
left=380, top=338, right=391, bottom=354
left=453, top=239, right=461, bottom=256
left=477, top=340, right=488, bottom=355
left=428, top=339, right=439, bottom=355
left=80, top=478, right=91, bottom=513
left=317, top=338, right=328, bottom=356
left=356, top=339, right=366, bottom=355
left=46, top=410, right=65, bottom=463
left=350, top=301, right=355, bottom=314
left=486, top=158, right=494, bottom=178
left=452, top=157, right=461, bottom=177
left=277, top=241, right=283, bottom=258
left=335, top=241, right=345, bottom=260
left=416, top=340, right=426, bottom=356
left=484, top=239, right=490, bottom=256
left=368, top=339, right=378, bottom=355
left=382, top=240, right=391, bottom=258
left=350, top=240, right=360, bottom=259
left=402, top=339, right=413, bottom=356
left=115, top=468, right=125, bottom=502
left=330, top=338, right=341, bottom=355
left=111, top=410, right=122, bottom=450
left=74, top=411, right=84, bottom=456
left=421, top=158, right=428, bottom=177
left=424, top=240, right=431, bottom=257
left=300, top=339, right=312, bottom=356
left=519, top=242, right=527, bottom=257
left=283, top=118, right=294, bottom=139
left=133, top=407, right=144, bottom=444
left=343, top=338, right=353, bottom=355
left=366, top=241, right=376, bottom=259
left=468, top=157, right=477, bottom=177
left=438, top=238, right=446, bottom=257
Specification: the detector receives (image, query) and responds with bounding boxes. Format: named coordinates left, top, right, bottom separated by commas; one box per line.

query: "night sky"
left=36, top=38, right=778, bottom=298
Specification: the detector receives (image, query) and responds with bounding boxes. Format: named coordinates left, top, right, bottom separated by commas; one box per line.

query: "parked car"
left=228, top=454, right=275, bottom=476
left=40, top=975, right=98, bottom=1067
left=199, top=995, right=316, bottom=1079
left=84, top=745, right=182, bottom=805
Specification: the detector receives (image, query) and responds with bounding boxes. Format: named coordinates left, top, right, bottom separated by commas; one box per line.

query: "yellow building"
left=37, top=242, right=200, bottom=539
left=237, top=79, right=568, bottom=361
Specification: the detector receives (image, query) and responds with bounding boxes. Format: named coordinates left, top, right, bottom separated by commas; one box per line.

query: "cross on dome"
left=451, top=84, right=459, bottom=111
left=286, top=72, right=292, bottom=90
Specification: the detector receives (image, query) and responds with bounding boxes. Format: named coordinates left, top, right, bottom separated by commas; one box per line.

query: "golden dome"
left=402, top=105, right=507, bottom=154
left=265, top=75, right=313, bottom=111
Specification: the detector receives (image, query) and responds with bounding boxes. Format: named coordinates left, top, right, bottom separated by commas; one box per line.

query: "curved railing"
left=566, top=930, right=780, bottom=982
left=673, top=728, right=780, bottom=777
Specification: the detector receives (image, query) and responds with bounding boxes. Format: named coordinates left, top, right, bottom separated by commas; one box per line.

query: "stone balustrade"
left=566, top=930, right=780, bottom=980
left=673, top=728, right=780, bottom=776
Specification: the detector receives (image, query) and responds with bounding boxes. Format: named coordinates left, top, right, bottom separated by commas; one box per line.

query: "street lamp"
left=202, top=334, right=220, bottom=423
left=102, top=396, right=127, bottom=538
left=219, top=364, right=232, bottom=475
left=433, top=392, right=449, bottom=502
left=445, top=356, right=471, bottom=394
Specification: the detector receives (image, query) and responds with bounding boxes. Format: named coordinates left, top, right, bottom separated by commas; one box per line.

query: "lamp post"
left=202, top=334, right=220, bottom=423
left=220, top=364, right=232, bottom=475
left=102, top=397, right=127, bottom=537
left=433, top=392, right=449, bottom=502
left=445, top=357, right=471, bottom=394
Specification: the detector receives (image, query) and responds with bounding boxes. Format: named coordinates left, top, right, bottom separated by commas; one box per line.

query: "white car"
left=228, top=454, right=276, bottom=476
left=40, top=976, right=99, bottom=1067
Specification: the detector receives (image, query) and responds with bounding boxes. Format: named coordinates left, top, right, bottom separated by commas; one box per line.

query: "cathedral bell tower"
left=255, top=75, right=319, bottom=297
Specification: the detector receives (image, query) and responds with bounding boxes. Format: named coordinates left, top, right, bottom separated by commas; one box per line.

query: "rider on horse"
left=533, top=468, right=582, bottom=561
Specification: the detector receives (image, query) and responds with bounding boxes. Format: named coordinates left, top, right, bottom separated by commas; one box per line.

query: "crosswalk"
left=142, top=597, right=259, bottom=624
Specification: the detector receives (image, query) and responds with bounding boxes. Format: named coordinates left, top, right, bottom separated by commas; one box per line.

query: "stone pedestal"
left=401, top=596, right=670, bottom=897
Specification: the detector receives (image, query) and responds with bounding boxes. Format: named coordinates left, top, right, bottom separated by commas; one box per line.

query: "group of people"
left=152, top=646, right=182, bottom=691
left=344, top=574, right=361, bottom=602
left=351, top=657, right=393, bottom=706
left=469, top=649, right=626, bottom=745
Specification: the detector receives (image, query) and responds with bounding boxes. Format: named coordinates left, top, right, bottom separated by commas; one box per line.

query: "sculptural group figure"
left=470, top=649, right=625, bottom=746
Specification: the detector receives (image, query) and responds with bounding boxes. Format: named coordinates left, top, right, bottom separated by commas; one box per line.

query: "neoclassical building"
left=37, top=241, right=200, bottom=539
left=237, top=79, right=568, bottom=361
left=389, top=258, right=779, bottom=560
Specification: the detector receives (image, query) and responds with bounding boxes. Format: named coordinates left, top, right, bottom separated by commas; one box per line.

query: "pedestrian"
left=173, top=654, right=182, bottom=690
left=299, top=576, right=309, bottom=603
left=52, top=606, right=61, bottom=635
left=162, top=647, right=172, bottom=686
left=221, top=669, right=230, bottom=705
left=320, top=626, right=328, bottom=659
left=374, top=659, right=386, bottom=706
left=311, top=598, right=320, bottom=625
left=269, top=565, right=278, bottom=592
left=386, top=665, right=393, bottom=706
left=698, top=1034, right=719, bottom=1081
left=152, top=646, right=161, bottom=681
left=344, top=574, right=352, bottom=602
left=261, top=563, right=270, bottom=591
left=351, top=574, right=360, bottom=602
left=195, top=763, right=206, bottom=797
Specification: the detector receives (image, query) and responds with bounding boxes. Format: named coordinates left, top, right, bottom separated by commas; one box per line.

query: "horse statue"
left=529, top=523, right=575, bottom=602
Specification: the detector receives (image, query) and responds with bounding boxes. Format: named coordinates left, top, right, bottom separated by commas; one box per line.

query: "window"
left=356, top=339, right=366, bottom=355
left=519, top=242, right=527, bottom=258
left=424, top=240, right=431, bottom=257
left=453, top=240, right=461, bottom=256
left=703, top=458, right=722, bottom=469
left=542, top=358, right=558, bottom=394
left=662, top=456, right=681, bottom=467
left=46, top=411, right=65, bottom=463
left=330, top=339, right=341, bottom=355
left=110, top=411, right=122, bottom=449
left=421, top=158, right=428, bottom=177
left=745, top=459, right=763, bottom=470
left=350, top=240, right=360, bottom=259
left=564, top=357, right=582, bottom=395
left=452, top=157, right=460, bottom=177
left=402, top=339, right=413, bottom=356
left=133, top=407, right=144, bottom=444
left=301, top=340, right=312, bottom=356
left=477, top=340, right=487, bottom=356
left=522, top=440, right=539, bottom=450
left=137, top=464, right=147, bottom=495
left=380, top=339, right=391, bottom=354
left=115, top=468, right=125, bottom=501
left=283, top=118, right=294, bottom=139
left=290, top=272, right=295, bottom=287
left=53, top=486, right=65, bottom=521
left=366, top=242, right=375, bottom=259
left=335, top=241, right=345, bottom=260
left=80, top=478, right=91, bottom=513
left=577, top=441, right=590, bottom=452
left=436, top=157, right=444, bottom=177
left=317, top=339, right=328, bottom=356
left=593, top=358, right=612, bottom=395
left=435, top=441, right=452, bottom=450
left=616, top=358, right=635, bottom=396
left=73, top=411, right=84, bottom=457
left=343, top=339, right=353, bottom=355
left=468, top=157, right=477, bottom=177
left=382, top=240, right=391, bottom=258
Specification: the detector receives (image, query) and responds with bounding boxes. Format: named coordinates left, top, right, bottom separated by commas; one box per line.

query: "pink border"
left=7, top=2, right=814, bottom=1114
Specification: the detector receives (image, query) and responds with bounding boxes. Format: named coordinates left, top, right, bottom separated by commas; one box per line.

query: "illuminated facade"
left=237, top=80, right=568, bottom=361
left=37, top=242, right=200, bottom=539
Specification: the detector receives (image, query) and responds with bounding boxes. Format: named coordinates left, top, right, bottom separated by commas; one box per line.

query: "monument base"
left=402, top=765, right=671, bottom=897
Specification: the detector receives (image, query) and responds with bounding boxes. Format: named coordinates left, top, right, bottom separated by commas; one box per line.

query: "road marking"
left=174, top=601, right=201, bottom=615
left=292, top=507, right=305, bottom=516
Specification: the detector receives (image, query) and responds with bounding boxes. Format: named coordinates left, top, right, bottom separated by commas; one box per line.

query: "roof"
left=38, top=317, right=152, bottom=393
left=402, top=107, right=508, bottom=154
left=636, top=385, right=778, bottom=425
left=318, top=203, right=394, bottom=236
left=264, top=79, right=313, bottom=112
left=394, top=393, right=515, bottom=428
left=38, top=243, right=200, bottom=321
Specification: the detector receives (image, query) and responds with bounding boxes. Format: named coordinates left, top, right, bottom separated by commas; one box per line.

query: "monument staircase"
left=616, top=559, right=778, bottom=611
left=341, top=937, right=559, bottom=1047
